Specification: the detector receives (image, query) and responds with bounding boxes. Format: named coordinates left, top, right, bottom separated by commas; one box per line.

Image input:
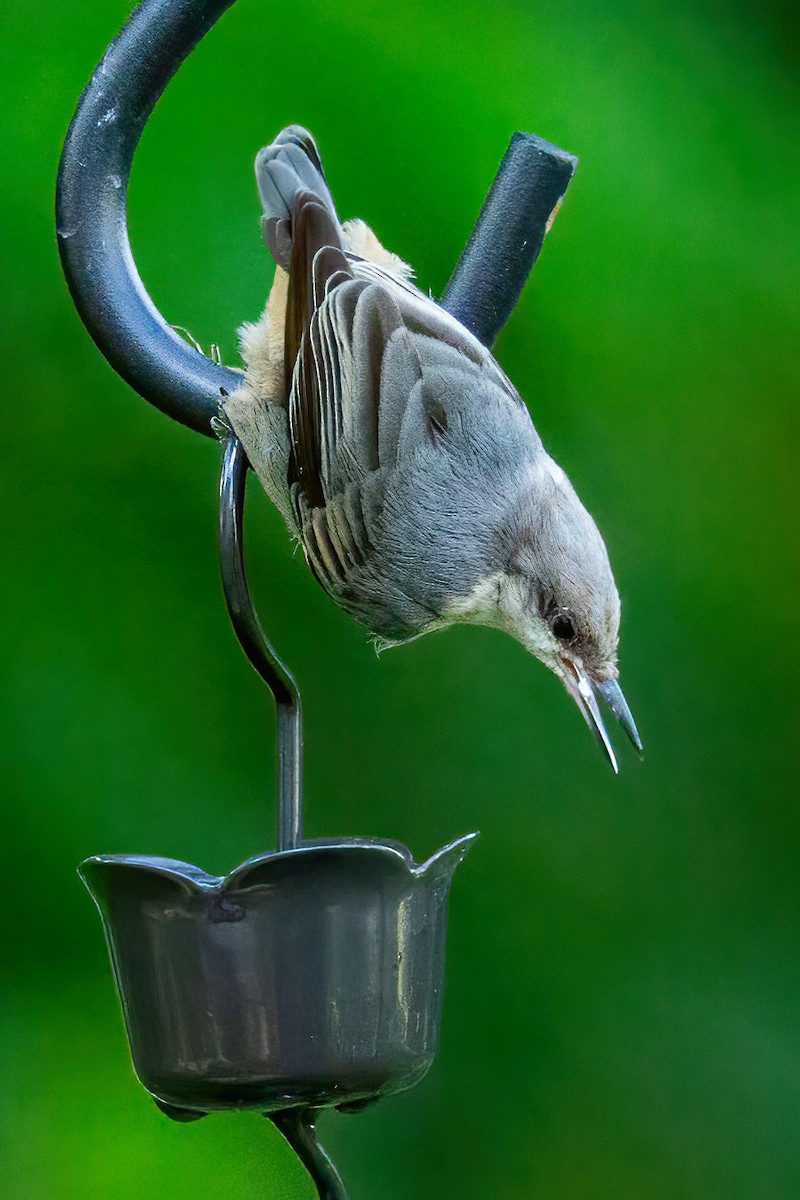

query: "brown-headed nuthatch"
left=224, top=126, right=641, bottom=771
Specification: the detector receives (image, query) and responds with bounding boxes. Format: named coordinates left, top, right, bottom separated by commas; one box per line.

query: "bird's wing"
left=289, top=265, right=527, bottom=497
left=283, top=198, right=540, bottom=638
left=282, top=189, right=536, bottom=636
left=349, top=257, right=525, bottom=409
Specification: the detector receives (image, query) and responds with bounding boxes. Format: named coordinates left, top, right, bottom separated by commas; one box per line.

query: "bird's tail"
left=255, top=125, right=344, bottom=271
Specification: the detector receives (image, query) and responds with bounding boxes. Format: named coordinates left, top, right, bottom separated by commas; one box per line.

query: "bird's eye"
left=550, top=611, right=577, bottom=642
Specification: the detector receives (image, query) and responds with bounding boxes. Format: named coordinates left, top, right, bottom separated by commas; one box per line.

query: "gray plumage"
left=224, top=125, right=640, bottom=769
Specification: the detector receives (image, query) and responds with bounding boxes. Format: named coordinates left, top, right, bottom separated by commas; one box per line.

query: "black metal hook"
left=56, top=0, right=576, bottom=437
left=219, top=435, right=302, bottom=850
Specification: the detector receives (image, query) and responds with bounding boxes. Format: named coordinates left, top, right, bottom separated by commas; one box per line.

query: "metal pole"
left=219, top=437, right=303, bottom=850
left=271, top=1109, right=347, bottom=1200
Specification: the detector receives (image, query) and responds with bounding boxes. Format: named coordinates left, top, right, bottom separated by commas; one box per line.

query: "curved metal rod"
left=56, top=0, right=243, bottom=436
left=271, top=1108, right=348, bottom=1200
left=219, top=437, right=302, bottom=850
left=56, top=0, right=576, bottom=436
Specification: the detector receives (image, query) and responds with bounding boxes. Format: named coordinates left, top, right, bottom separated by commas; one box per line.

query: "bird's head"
left=492, top=454, right=642, bottom=771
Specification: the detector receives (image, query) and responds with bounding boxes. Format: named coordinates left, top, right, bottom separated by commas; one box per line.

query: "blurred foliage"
left=2, top=0, right=799, bottom=1196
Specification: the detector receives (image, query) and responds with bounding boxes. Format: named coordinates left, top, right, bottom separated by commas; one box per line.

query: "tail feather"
left=255, top=125, right=342, bottom=269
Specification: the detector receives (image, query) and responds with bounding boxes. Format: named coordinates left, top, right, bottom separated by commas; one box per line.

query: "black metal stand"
left=59, top=3, right=578, bottom=1197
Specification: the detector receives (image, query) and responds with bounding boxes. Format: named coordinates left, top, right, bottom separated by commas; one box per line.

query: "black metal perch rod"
left=441, top=131, right=578, bottom=345
left=56, top=2, right=578, bottom=1196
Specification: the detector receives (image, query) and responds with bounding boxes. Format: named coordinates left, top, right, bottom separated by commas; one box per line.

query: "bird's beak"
left=595, top=677, right=643, bottom=759
left=562, top=663, right=642, bottom=773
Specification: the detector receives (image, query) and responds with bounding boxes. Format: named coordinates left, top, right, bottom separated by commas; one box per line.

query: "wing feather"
left=284, top=191, right=352, bottom=507
left=282, top=194, right=530, bottom=627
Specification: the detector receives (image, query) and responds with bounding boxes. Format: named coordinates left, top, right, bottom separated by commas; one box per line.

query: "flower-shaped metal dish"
left=80, top=835, right=476, bottom=1117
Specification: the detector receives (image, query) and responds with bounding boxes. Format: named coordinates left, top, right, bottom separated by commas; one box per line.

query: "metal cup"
left=80, top=834, right=475, bottom=1116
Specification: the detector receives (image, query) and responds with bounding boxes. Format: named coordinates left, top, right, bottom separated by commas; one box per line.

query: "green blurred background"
left=2, top=0, right=798, bottom=1196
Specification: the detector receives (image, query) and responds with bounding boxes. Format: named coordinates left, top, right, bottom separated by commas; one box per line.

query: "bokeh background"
left=2, top=0, right=798, bottom=1196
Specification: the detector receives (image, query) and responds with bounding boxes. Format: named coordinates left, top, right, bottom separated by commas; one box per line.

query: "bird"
left=223, top=125, right=641, bottom=772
